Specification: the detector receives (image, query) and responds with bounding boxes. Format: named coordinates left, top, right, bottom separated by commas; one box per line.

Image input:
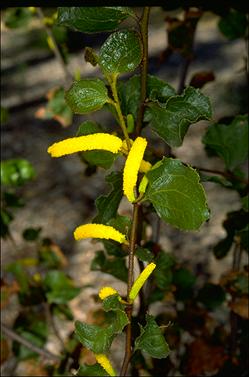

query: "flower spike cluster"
left=99, top=286, right=119, bottom=300
left=95, top=354, right=116, bottom=376
left=74, top=223, right=126, bottom=244
left=129, top=262, right=156, bottom=301
left=123, top=137, right=148, bottom=202
left=47, top=133, right=122, bottom=157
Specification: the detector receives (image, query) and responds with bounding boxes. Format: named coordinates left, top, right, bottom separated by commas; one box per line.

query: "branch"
left=135, top=7, right=150, bottom=136
left=1, top=322, right=61, bottom=362
left=36, top=7, right=72, bottom=83
left=120, top=203, right=139, bottom=377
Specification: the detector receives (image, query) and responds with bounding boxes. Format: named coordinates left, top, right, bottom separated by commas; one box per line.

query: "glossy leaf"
left=65, top=79, right=109, bottom=114
left=144, top=158, right=209, bottom=230
left=77, top=363, right=107, bottom=376
left=118, top=74, right=176, bottom=118
left=102, top=295, right=129, bottom=334
left=77, top=121, right=118, bottom=169
left=75, top=320, right=114, bottom=354
left=202, top=115, right=249, bottom=171
left=93, top=172, right=123, bottom=224
left=1, top=159, right=35, bottom=187
left=57, top=7, right=133, bottom=33
left=135, top=314, right=170, bottom=359
left=99, top=31, right=142, bottom=74
left=146, top=86, right=212, bottom=147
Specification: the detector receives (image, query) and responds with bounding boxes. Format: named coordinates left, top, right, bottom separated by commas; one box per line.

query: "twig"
left=135, top=7, right=150, bottom=136
left=120, top=203, right=139, bottom=377
left=194, top=166, right=249, bottom=185
left=1, top=322, right=61, bottom=362
left=108, top=76, right=131, bottom=150
left=44, top=303, right=65, bottom=350
left=36, top=7, right=72, bottom=83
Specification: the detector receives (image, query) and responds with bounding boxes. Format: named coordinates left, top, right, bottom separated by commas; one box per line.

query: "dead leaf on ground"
left=230, top=297, right=249, bottom=319
left=184, top=338, right=228, bottom=376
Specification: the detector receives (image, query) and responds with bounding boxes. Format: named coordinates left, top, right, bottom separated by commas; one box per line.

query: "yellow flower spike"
left=47, top=133, right=123, bottom=158
left=95, top=354, right=116, bottom=376
left=139, top=160, right=152, bottom=173
left=121, top=139, right=151, bottom=174
left=99, top=286, right=119, bottom=300
left=138, top=175, right=149, bottom=195
left=129, top=262, right=156, bottom=302
left=123, top=137, right=148, bottom=202
left=74, top=224, right=126, bottom=244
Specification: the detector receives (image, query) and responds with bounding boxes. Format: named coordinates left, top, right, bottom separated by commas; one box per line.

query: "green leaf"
left=102, top=240, right=125, bottom=257
left=146, top=86, right=212, bottom=147
left=57, top=7, right=133, bottom=33
left=93, top=172, right=123, bottom=224
left=6, top=262, right=29, bottom=293
left=3, top=7, right=33, bottom=29
left=1, top=159, right=35, bottom=187
left=118, top=75, right=176, bottom=118
left=91, top=251, right=128, bottom=282
left=144, top=158, right=209, bottom=230
left=218, top=10, right=248, bottom=40
left=202, top=115, right=249, bottom=171
left=75, top=320, right=114, bottom=354
left=76, top=121, right=117, bottom=170
left=44, top=270, right=81, bottom=304
left=22, top=227, right=42, bottom=241
left=102, top=295, right=129, bottom=333
left=213, top=234, right=234, bottom=259
left=135, top=314, right=170, bottom=359
left=65, top=79, right=109, bottom=114
left=99, top=31, right=142, bottom=75
left=77, top=363, right=107, bottom=376
left=107, top=215, right=132, bottom=235
left=154, top=252, right=175, bottom=290
left=13, top=315, right=48, bottom=361
left=39, top=87, right=73, bottom=127
left=135, top=247, right=154, bottom=263
left=197, top=283, right=226, bottom=310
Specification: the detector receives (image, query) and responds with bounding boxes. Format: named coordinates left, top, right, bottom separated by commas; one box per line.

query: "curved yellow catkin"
left=123, top=137, right=148, bottom=202
left=74, top=224, right=126, bottom=244
left=99, top=286, right=119, bottom=300
left=95, top=354, right=116, bottom=376
left=129, top=262, right=156, bottom=302
left=121, top=139, right=151, bottom=174
left=47, top=133, right=123, bottom=157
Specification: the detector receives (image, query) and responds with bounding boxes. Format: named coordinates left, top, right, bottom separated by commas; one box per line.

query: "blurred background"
left=1, top=5, right=248, bottom=376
